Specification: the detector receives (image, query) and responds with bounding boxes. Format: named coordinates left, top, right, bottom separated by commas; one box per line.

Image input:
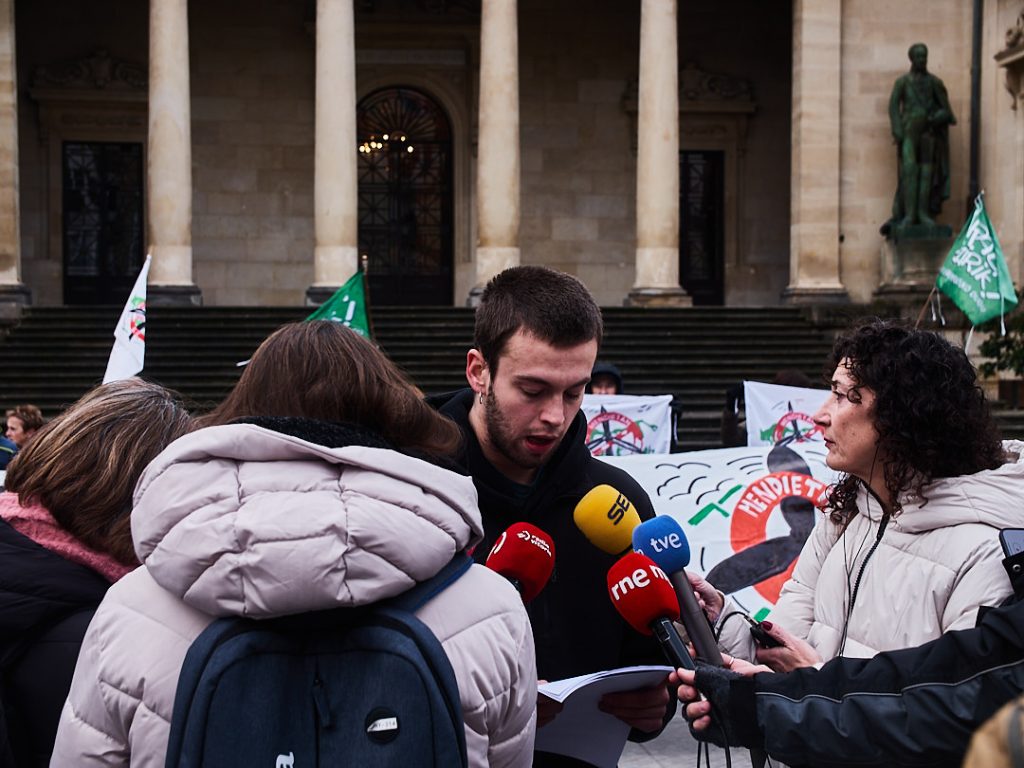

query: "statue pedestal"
left=875, top=235, right=954, bottom=303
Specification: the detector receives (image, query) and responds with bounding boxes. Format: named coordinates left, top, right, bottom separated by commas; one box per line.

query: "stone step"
left=6, top=304, right=1017, bottom=452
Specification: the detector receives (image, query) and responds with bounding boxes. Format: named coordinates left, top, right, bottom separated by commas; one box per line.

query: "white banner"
left=743, top=381, right=829, bottom=447
left=582, top=394, right=673, bottom=456
left=103, top=254, right=151, bottom=384
left=603, top=444, right=838, bottom=620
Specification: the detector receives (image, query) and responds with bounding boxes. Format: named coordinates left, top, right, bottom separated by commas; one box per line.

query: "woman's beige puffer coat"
left=719, top=440, right=1024, bottom=663
left=50, top=422, right=537, bottom=767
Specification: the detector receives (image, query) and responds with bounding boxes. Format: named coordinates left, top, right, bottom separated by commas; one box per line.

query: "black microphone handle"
left=668, top=570, right=724, bottom=667
left=650, top=617, right=695, bottom=671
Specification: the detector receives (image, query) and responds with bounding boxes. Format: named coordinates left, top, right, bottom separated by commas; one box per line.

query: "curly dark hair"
left=824, top=319, right=1003, bottom=525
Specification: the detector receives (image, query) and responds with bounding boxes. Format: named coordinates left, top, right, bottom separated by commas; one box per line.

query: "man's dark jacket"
left=0, top=519, right=110, bottom=768
left=702, top=595, right=1024, bottom=767
left=435, top=389, right=665, bottom=680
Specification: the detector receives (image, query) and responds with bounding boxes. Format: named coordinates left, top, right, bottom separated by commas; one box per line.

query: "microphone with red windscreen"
left=485, top=522, right=556, bottom=604
left=607, top=551, right=694, bottom=670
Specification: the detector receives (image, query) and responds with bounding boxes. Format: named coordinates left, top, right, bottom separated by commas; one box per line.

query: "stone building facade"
left=0, top=0, right=1021, bottom=309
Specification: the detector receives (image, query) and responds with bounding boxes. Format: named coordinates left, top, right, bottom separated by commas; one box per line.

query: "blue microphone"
left=633, top=517, right=724, bottom=666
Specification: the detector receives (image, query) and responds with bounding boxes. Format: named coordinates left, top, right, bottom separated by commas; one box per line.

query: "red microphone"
left=607, top=551, right=694, bottom=670
left=485, top=523, right=556, bottom=604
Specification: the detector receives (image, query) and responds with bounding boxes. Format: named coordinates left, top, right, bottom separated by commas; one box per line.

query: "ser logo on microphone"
left=609, top=562, right=670, bottom=602
left=607, top=493, right=632, bottom=525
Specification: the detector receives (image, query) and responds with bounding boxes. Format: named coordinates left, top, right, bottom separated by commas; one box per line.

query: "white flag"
left=102, top=255, right=151, bottom=384
left=581, top=394, right=673, bottom=456
left=743, top=381, right=829, bottom=447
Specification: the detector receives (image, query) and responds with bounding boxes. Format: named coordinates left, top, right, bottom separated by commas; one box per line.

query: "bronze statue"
left=883, top=43, right=956, bottom=236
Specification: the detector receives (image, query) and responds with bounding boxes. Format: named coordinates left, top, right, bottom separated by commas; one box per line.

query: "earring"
left=478, top=391, right=485, bottom=404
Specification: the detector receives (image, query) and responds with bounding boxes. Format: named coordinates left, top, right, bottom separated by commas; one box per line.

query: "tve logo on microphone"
left=635, top=529, right=684, bottom=555
left=631, top=516, right=692, bottom=574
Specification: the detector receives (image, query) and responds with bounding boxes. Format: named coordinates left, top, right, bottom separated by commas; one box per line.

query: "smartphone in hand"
left=745, top=616, right=783, bottom=649
left=1000, top=529, right=1024, bottom=558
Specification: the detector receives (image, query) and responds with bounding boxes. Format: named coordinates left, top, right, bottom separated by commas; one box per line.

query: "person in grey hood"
left=587, top=361, right=624, bottom=395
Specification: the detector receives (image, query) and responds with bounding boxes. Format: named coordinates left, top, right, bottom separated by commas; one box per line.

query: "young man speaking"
left=435, top=266, right=673, bottom=766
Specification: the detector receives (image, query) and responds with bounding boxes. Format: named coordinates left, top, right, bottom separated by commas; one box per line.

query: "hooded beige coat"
left=719, top=440, right=1024, bottom=662
left=50, top=422, right=537, bottom=767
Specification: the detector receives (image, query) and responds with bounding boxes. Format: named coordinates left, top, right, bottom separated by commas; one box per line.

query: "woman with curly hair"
left=694, top=318, right=1024, bottom=672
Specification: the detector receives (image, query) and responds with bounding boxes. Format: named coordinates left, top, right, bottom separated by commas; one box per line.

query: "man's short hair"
left=6, top=404, right=43, bottom=432
left=474, top=266, right=603, bottom=369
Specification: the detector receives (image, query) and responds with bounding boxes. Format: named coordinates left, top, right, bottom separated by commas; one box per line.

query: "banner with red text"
left=603, top=443, right=838, bottom=620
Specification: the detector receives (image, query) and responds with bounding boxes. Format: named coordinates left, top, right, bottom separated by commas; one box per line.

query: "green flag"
left=305, top=271, right=372, bottom=338
left=936, top=195, right=1018, bottom=327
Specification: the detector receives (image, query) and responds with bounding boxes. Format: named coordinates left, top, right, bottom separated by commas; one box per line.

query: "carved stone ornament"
left=995, top=9, right=1024, bottom=110
left=30, top=50, right=147, bottom=143
left=622, top=61, right=756, bottom=115
left=621, top=62, right=756, bottom=158
left=1008, top=10, right=1024, bottom=49
left=31, top=49, right=146, bottom=93
left=679, top=61, right=754, bottom=104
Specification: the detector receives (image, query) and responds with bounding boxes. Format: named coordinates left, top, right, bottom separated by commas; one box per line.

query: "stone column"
left=148, top=0, right=200, bottom=304
left=471, top=0, right=519, bottom=301
left=0, top=0, right=28, bottom=317
left=628, top=0, right=690, bottom=307
left=783, top=0, right=848, bottom=304
left=308, top=0, right=358, bottom=304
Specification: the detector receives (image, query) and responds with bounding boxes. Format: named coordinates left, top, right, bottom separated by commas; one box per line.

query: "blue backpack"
left=165, top=553, right=472, bottom=768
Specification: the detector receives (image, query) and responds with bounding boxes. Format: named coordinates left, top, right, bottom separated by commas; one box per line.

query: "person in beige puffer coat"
left=50, top=321, right=537, bottom=768
left=693, top=320, right=1022, bottom=672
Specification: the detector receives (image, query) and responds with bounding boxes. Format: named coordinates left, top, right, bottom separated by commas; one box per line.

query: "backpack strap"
left=387, top=552, right=473, bottom=614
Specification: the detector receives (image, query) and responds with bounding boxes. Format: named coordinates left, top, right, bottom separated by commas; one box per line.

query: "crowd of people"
left=1, top=265, right=1024, bottom=767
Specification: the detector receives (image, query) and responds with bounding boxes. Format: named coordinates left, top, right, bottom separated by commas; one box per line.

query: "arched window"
left=357, top=87, right=454, bottom=305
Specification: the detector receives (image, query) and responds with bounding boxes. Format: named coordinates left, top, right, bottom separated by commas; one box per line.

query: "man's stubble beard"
left=483, top=386, right=547, bottom=474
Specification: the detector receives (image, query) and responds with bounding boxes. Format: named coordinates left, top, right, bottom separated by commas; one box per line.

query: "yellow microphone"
left=573, top=484, right=642, bottom=555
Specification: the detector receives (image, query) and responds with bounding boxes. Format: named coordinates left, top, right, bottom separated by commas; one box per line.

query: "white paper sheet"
left=535, top=665, right=672, bottom=768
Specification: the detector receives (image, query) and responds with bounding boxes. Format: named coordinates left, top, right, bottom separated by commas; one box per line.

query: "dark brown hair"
left=6, top=404, right=44, bottom=433
left=196, top=321, right=461, bottom=457
left=474, top=266, right=603, bottom=371
left=824, top=319, right=1003, bottom=524
left=5, top=379, right=192, bottom=564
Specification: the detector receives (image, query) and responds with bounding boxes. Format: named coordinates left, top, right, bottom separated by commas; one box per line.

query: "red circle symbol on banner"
left=586, top=411, right=645, bottom=455
left=729, top=471, right=830, bottom=603
left=771, top=412, right=824, bottom=444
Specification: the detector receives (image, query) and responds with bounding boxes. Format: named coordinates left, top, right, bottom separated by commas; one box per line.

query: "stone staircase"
left=2, top=305, right=1022, bottom=451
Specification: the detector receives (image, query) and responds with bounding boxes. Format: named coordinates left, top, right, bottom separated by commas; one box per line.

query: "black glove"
left=686, top=662, right=762, bottom=750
